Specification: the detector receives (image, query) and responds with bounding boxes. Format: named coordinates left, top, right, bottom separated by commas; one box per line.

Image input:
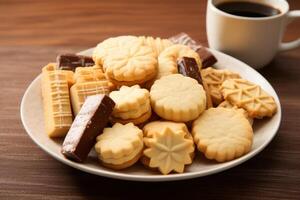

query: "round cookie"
left=218, top=100, right=253, bottom=125
left=220, top=78, right=277, bottom=118
left=95, top=123, right=143, bottom=170
left=150, top=74, right=206, bottom=122
left=156, top=44, right=202, bottom=80
left=192, top=107, right=253, bottom=162
left=104, top=42, right=158, bottom=86
left=111, top=109, right=152, bottom=125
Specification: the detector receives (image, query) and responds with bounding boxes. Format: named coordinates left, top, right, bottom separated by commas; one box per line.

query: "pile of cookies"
left=41, top=33, right=277, bottom=175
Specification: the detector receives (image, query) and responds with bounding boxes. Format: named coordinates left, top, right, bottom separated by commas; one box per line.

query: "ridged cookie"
left=139, top=36, right=173, bottom=57
left=109, top=85, right=150, bottom=114
left=221, top=79, right=277, bottom=118
left=218, top=100, right=253, bottom=125
left=93, top=35, right=140, bottom=68
left=192, top=107, right=253, bottom=162
left=104, top=42, right=157, bottom=85
left=150, top=74, right=206, bottom=122
left=95, top=123, right=143, bottom=170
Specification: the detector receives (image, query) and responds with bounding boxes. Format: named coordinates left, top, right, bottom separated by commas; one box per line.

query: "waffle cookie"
left=143, top=125, right=194, bottom=175
left=70, top=81, right=110, bottom=116
left=95, top=123, right=143, bottom=170
left=150, top=74, right=206, bottom=122
left=221, top=78, right=277, bottom=118
left=74, top=67, right=105, bottom=83
left=201, top=67, right=241, bottom=105
left=192, top=107, right=253, bottom=162
left=109, top=85, right=151, bottom=125
left=41, top=64, right=73, bottom=138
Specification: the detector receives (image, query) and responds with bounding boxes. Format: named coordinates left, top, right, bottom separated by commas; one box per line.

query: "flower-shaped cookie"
left=221, top=79, right=277, bottom=118
left=150, top=74, right=206, bottom=122
left=104, top=42, right=157, bottom=85
left=192, top=107, right=253, bottom=162
left=95, top=123, right=143, bottom=169
left=109, top=85, right=150, bottom=119
left=143, top=127, right=194, bottom=175
left=93, top=35, right=140, bottom=67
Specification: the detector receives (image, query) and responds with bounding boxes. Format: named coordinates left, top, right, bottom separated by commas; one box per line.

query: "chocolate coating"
left=169, top=33, right=217, bottom=68
left=177, top=57, right=203, bottom=85
left=57, top=54, right=94, bottom=71
left=62, top=94, right=115, bottom=162
left=197, top=48, right=217, bottom=68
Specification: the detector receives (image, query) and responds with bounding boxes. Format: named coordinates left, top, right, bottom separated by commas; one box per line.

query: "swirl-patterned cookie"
left=95, top=123, right=143, bottom=170
left=143, top=127, right=194, bottom=175
left=192, top=107, right=253, bottom=162
left=104, top=42, right=158, bottom=86
left=221, top=79, right=277, bottom=118
left=156, top=44, right=201, bottom=79
left=150, top=74, right=206, bottom=122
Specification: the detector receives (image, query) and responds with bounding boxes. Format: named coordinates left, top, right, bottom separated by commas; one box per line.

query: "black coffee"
left=216, top=1, right=281, bottom=18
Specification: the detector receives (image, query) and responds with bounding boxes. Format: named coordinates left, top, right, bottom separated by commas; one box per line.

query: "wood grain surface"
left=0, top=0, right=299, bottom=199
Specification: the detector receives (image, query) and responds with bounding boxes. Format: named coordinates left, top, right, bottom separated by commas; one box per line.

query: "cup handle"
left=279, top=10, right=300, bottom=51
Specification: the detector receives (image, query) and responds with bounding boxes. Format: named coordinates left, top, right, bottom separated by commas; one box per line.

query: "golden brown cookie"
left=192, top=107, right=253, bottom=162
left=218, top=100, right=253, bottom=125
left=95, top=123, right=143, bottom=170
left=143, top=126, right=194, bottom=175
left=156, top=44, right=201, bottom=80
left=41, top=64, right=73, bottom=138
left=150, top=74, right=206, bottom=122
left=201, top=67, right=241, bottom=105
left=138, top=36, right=173, bottom=57
left=221, top=78, right=277, bottom=118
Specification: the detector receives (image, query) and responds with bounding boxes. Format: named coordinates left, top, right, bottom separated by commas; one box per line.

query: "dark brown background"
left=0, top=0, right=299, bottom=199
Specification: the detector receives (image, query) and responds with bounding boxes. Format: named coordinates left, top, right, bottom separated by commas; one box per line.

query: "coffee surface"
left=216, top=1, right=281, bottom=18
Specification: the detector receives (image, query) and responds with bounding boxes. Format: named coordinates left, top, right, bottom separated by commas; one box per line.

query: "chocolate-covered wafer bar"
left=169, top=33, right=217, bottom=68
left=57, top=54, right=94, bottom=71
left=177, top=57, right=203, bottom=84
left=62, top=94, right=115, bottom=162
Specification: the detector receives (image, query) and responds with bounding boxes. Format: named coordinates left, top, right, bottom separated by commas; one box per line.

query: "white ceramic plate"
left=20, top=48, right=281, bottom=182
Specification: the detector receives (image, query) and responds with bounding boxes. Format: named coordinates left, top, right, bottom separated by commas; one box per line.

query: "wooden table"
left=1, top=0, right=299, bottom=199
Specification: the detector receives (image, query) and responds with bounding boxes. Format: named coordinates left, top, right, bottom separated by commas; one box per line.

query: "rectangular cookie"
left=41, top=64, right=73, bottom=137
left=70, top=81, right=110, bottom=115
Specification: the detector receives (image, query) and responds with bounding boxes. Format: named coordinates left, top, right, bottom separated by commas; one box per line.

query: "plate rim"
left=20, top=48, right=282, bottom=182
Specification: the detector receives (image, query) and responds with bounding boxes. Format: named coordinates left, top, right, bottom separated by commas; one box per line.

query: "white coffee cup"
left=206, top=0, right=300, bottom=69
